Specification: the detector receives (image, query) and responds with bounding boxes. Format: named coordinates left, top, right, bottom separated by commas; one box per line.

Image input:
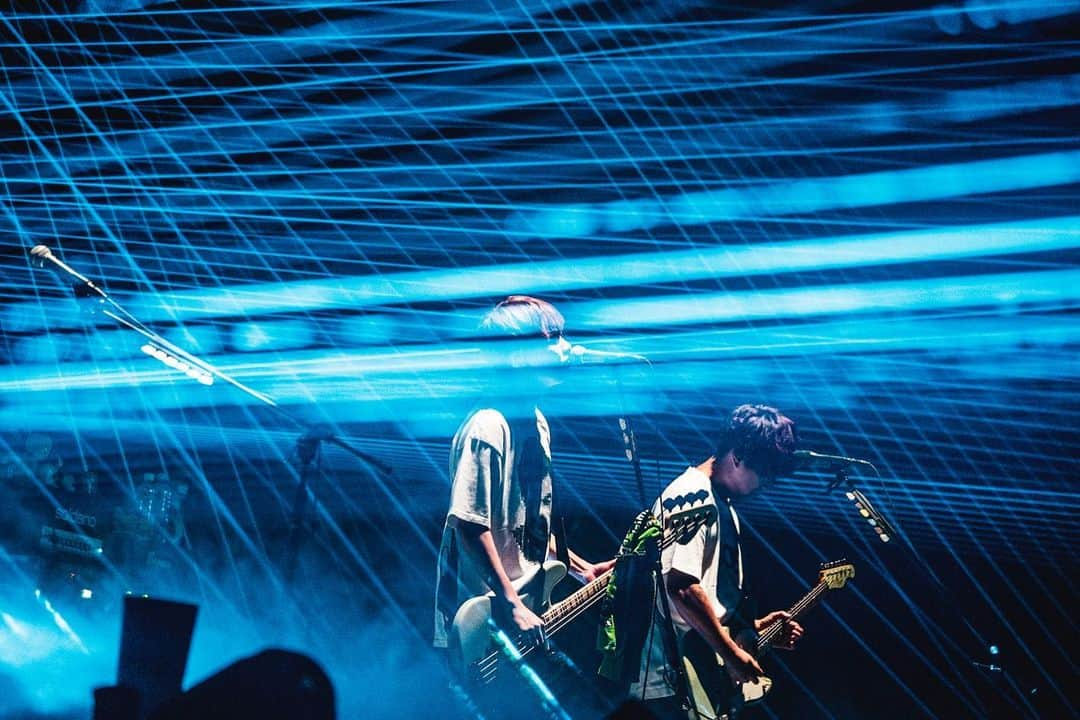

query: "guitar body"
left=680, top=629, right=772, bottom=720
left=676, top=560, right=855, bottom=720
left=447, top=560, right=567, bottom=675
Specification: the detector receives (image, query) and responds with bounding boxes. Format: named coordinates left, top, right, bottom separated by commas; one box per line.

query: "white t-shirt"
left=433, top=407, right=553, bottom=648
left=630, top=466, right=744, bottom=699
left=662, top=467, right=744, bottom=628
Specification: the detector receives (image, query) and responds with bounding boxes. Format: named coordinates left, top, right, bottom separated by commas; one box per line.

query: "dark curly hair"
left=716, top=404, right=799, bottom=481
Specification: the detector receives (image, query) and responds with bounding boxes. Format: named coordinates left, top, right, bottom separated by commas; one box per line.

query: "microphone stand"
left=826, top=465, right=897, bottom=544
left=611, top=371, right=696, bottom=718
left=821, top=459, right=1040, bottom=718
left=284, top=432, right=321, bottom=584
left=34, top=249, right=391, bottom=472
left=28, top=247, right=394, bottom=577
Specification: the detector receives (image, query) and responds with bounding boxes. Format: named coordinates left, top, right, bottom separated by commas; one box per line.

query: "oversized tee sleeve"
left=447, top=410, right=506, bottom=528
left=666, top=521, right=708, bottom=583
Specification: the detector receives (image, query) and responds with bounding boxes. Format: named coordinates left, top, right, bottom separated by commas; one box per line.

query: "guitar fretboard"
left=540, top=571, right=612, bottom=629
left=475, top=508, right=717, bottom=683
left=534, top=512, right=708, bottom=648
left=756, top=581, right=828, bottom=654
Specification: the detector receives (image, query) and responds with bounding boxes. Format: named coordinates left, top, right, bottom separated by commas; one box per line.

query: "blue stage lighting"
left=570, top=269, right=1080, bottom=330
left=510, top=151, right=1080, bottom=238
left=232, top=320, right=314, bottom=353
left=8, top=214, right=1076, bottom=331
left=0, top=4, right=1076, bottom=718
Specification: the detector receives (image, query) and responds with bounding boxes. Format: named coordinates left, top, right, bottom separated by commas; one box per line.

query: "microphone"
left=798, top=450, right=893, bottom=542
left=569, top=343, right=650, bottom=365
left=28, top=245, right=108, bottom=300
left=793, top=449, right=875, bottom=470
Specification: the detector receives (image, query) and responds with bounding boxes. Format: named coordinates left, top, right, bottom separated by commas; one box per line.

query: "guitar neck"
left=540, top=569, right=613, bottom=628
left=510, top=510, right=713, bottom=661
left=755, top=580, right=829, bottom=655
left=538, top=514, right=699, bottom=633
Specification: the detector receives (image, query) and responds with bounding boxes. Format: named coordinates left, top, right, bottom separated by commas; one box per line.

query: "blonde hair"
left=479, top=295, right=565, bottom=339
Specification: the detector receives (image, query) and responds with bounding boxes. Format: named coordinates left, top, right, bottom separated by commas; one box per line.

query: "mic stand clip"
left=827, top=466, right=850, bottom=493
left=825, top=466, right=897, bottom=544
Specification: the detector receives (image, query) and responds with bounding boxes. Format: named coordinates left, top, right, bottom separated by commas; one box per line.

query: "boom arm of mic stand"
left=829, top=467, right=898, bottom=544
left=101, top=307, right=279, bottom=407
left=89, top=294, right=393, bottom=478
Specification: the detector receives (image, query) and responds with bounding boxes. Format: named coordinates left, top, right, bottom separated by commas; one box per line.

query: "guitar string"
left=479, top=563, right=850, bottom=681
left=536, top=533, right=839, bottom=657
left=756, top=569, right=851, bottom=652
left=757, top=582, right=827, bottom=651
left=475, top=520, right=703, bottom=681
left=476, top=525, right=667, bottom=677
left=475, top=557, right=622, bottom=679
left=475, top=515, right=677, bottom=678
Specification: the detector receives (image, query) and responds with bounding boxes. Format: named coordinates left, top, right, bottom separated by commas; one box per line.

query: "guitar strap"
left=554, top=515, right=570, bottom=568
left=511, top=417, right=553, bottom=564
left=714, top=499, right=743, bottom=620
left=653, top=548, right=697, bottom=718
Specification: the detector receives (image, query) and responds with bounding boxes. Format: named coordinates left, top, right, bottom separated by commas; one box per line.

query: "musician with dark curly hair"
left=628, top=404, right=805, bottom=719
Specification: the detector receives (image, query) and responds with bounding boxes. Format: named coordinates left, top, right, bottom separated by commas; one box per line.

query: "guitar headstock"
left=818, top=559, right=855, bottom=590
left=664, top=504, right=718, bottom=545
left=616, top=504, right=720, bottom=559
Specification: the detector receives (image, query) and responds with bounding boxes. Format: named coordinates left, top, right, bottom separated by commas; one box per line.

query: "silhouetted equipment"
left=93, top=596, right=336, bottom=720
left=605, top=699, right=660, bottom=719
left=116, top=596, right=198, bottom=719
left=149, top=649, right=335, bottom=720
left=93, top=685, right=140, bottom=720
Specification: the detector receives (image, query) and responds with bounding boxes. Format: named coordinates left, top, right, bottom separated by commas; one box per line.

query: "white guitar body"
left=684, top=650, right=773, bottom=710
left=680, top=632, right=773, bottom=720
left=740, top=676, right=771, bottom=704
left=447, top=560, right=567, bottom=674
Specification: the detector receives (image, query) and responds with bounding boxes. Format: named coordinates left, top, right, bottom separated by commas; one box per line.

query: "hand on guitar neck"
left=753, top=610, right=804, bottom=651
left=579, top=557, right=617, bottom=583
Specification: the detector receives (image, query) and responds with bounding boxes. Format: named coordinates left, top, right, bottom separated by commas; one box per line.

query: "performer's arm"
left=452, top=517, right=544, bottom=633
left=550, top=536, right=616, bottom=583
left=666, top=568, right=764, bottom=684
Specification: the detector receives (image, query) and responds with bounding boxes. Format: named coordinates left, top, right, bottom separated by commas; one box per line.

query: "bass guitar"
left=449, top=504, right=717, bottom=685
left=681, top=560, right=855, bottom=720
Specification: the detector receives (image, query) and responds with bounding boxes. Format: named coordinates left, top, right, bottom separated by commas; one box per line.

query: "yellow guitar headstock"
left=818, top=559, right=855, bottom=590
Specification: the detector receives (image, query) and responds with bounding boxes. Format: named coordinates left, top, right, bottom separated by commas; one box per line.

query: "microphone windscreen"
left=29, top=245, right=53, bottom=266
